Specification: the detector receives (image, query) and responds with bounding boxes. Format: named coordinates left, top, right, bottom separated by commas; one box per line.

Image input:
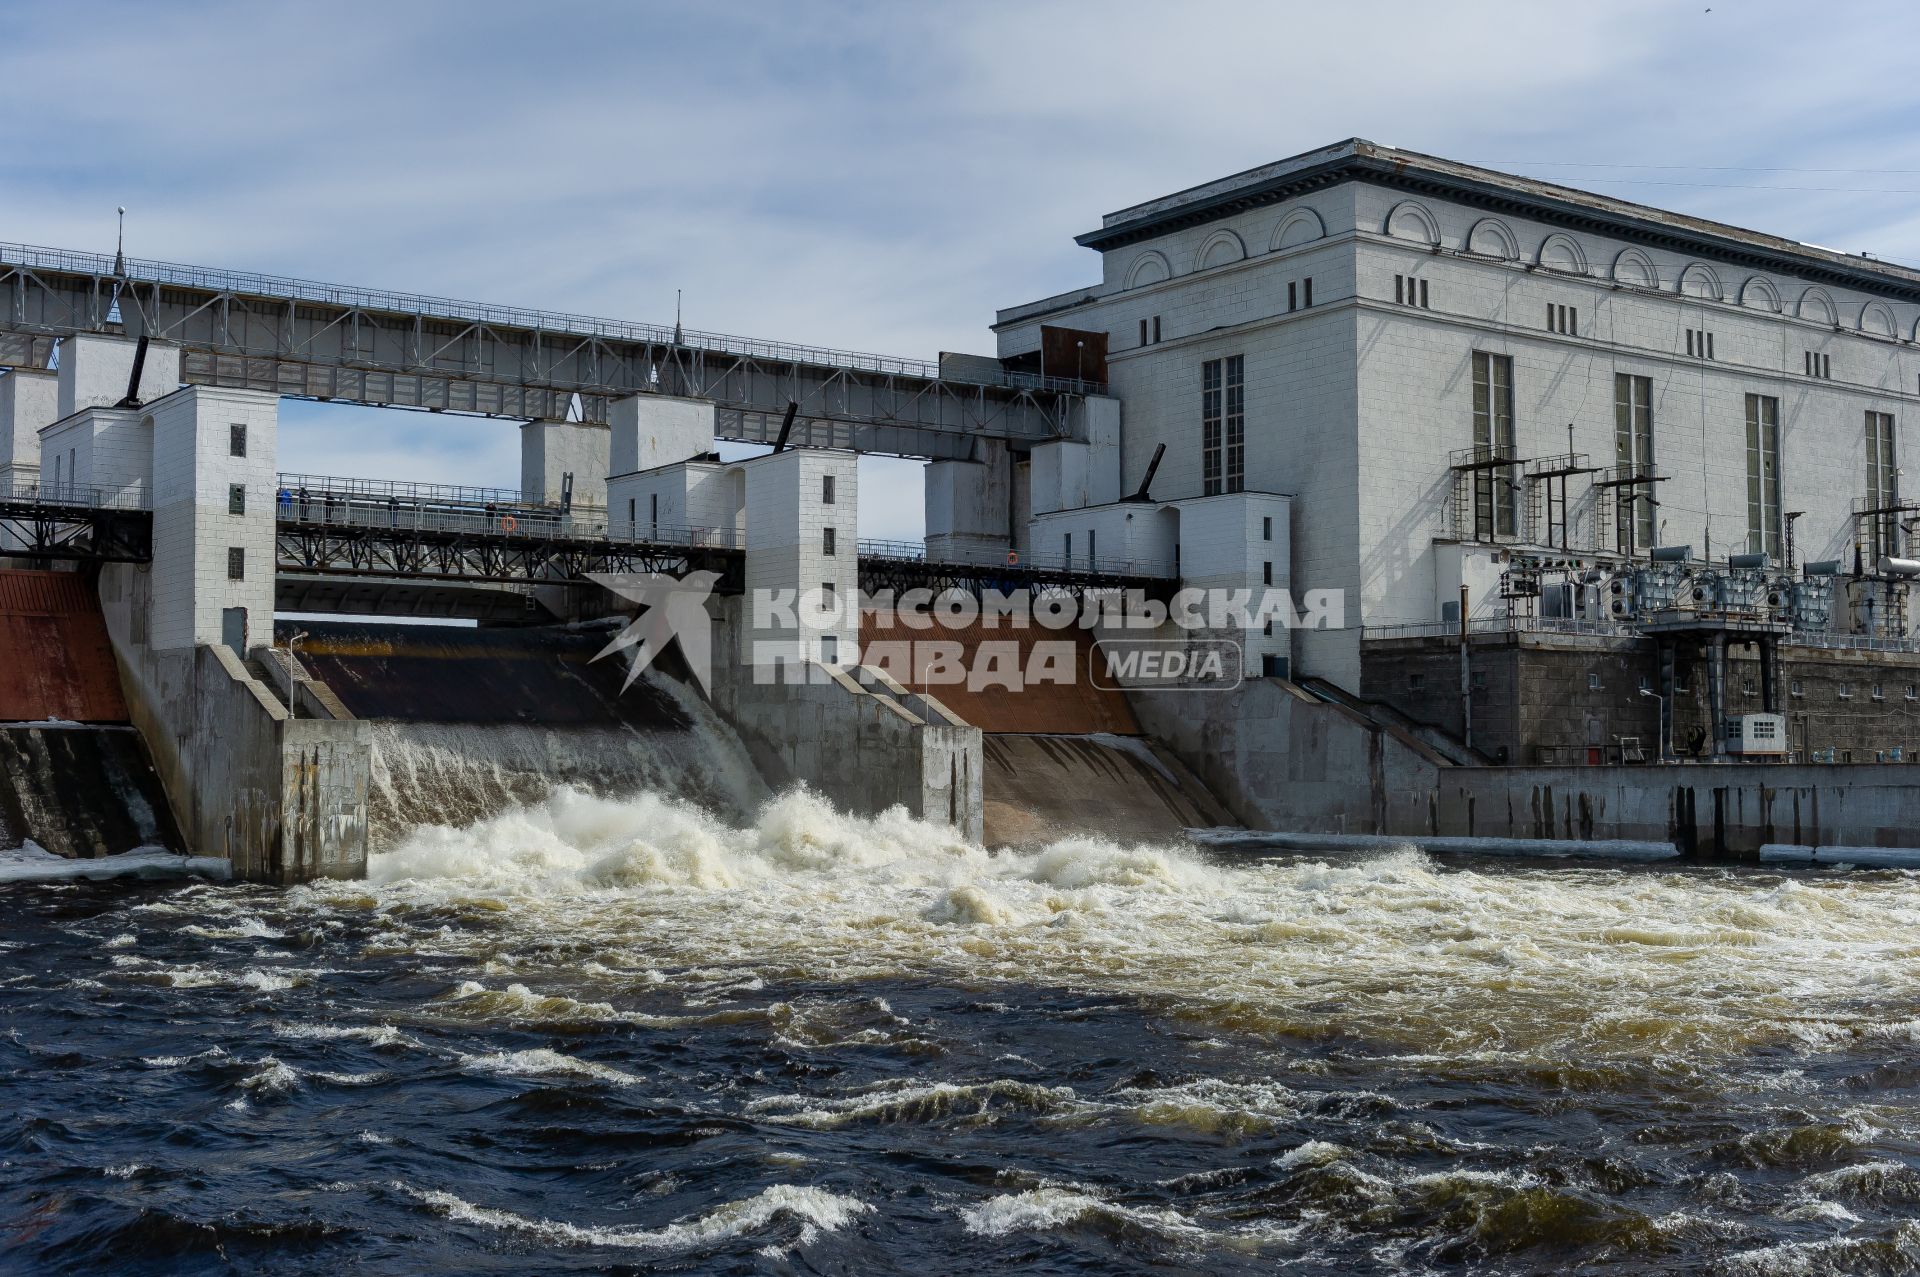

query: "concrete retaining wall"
left=1130, top=678, right=1444, bottom=835
left=1423, top=764, right=1920, bottom=855
left=97, top=563, right=371, bottom=882
left=711, top=604, right=983, bottom=840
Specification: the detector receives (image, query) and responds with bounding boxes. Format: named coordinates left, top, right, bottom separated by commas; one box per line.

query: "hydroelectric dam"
left=8, top=215, right=1920, bottom=883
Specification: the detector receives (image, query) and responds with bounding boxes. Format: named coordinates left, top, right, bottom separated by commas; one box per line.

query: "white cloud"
left=9, top=0, right=1920, bottom=540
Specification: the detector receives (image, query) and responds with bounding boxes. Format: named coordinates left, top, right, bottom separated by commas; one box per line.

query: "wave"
left=397, top=1182, right=871, bottom=1252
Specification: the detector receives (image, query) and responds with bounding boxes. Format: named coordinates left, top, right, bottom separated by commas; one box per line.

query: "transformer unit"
left=1723, top=713, right=1788, bottom=758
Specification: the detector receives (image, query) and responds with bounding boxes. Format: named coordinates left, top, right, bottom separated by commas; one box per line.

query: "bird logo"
left=587, top=570, right=721, bottom=696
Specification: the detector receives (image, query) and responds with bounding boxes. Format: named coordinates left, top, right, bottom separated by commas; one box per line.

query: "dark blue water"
left=7, top=803, right=1920, bottom=1275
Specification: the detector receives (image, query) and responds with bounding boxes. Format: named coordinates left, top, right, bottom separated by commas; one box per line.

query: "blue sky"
left=7, top=0, right=1920, bottom=538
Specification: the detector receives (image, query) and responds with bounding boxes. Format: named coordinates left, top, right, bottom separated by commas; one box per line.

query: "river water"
left=6, top=786, right=1920, bottom=1274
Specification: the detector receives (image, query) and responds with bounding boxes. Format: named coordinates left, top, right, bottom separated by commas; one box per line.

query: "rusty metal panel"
left=0, top=570, right=129, bottom=723
left=858, top=614, right=1139, bottom=736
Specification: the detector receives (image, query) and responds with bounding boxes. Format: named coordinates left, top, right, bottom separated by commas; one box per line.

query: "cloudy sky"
left=7, top=0, right=1920, bottom=538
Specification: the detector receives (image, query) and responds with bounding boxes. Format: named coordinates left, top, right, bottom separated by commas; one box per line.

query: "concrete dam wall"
left=0, top=569, right=182, bottom=858
left=859, top=614, right=1235, bottom=846
left=285, top=621, right=766, bottom=849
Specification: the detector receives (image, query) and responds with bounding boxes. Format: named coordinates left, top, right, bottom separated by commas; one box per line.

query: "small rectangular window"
left=650, top=493, right=658, bottom=530
left=1262, top=561, right=1272, bottom=586
left=1303, top=278, right=1314, bottom=307
left=228, top=484, right=245, bottom=516
left=820, top=635, right=838, bottom=665
left=229, top=424, right=247, bottom=457
left=1420, top=278, right=1429, bottom=308
left=1791, top=680, right=1804, bottom=697
left=1262, top=516, right=1272, bottom=541
left=1409, top=673, right=1426, bottom=692
left=1396, top=276, right=1405, bottom=305
left=1152, top=316, right=1161, bottom=343
left=821, top=582, right=836, bottom=602
left=1288, top=281, right=1298, bottom=312
left=1139, top=318, right=1148, bottom=346
left=1839, top=683, right=1854, bottom=700
left=1088, top=528, right=1097, bottom=566
left=821, top=527, right=836, bottom=556
left=1873, top=683, right=1886, bottom=701
left=1064, top=531, right=1072, bottom=564
left=1588, top=673, right=1602, bottom=690
left=822, top=474, right=835, bottom=505
left=226, top=547, right=245, bottom=580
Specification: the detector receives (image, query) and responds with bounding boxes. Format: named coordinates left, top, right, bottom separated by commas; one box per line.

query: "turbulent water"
left=8, top=788, right=1920, bottom=1274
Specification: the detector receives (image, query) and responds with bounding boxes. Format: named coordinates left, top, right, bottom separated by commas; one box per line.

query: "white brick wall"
left=607, top=394, right=716, bottom=476
left=519, top=420, right=610, bottom=510
left=992, top=174, right=1920, bottom=687
left=0, top=369, right=57, bottom=479
left=146, top=386, right=280, bottom=653
left=55, top=334, right=181, bottom=420
left=740, top=449, right=859, bottom=671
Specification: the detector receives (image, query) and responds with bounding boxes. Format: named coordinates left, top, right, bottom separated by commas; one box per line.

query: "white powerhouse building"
left=981, top=139, right=1920, bottom=695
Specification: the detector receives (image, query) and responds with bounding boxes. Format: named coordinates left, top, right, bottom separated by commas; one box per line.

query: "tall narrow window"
left=1471, top=352, right=1516, bottom=537
left=1867, top=410, right=1899, bottom=558
left=229, top=424, right=247, bottom=458
left=1745, top=393, right=1782, bottom=557
left=1064, top=531, right=1072, bottom=565
left=227, top=547, right=245, bottom=580
left=1224, top=354, right=1245, bottom=493
left=1139, top=319, right=1148, bottom=346
left=1613, top=373, right=1654, bottom=553
left=822, top=526, right=836, bottom=556
left=1088, top=528, right=1097, bottom=568
left=650, top=493, right=658, bottom=534
left=1288, top=281, right=1298, bottom=312
left=228, top=484, right=246, bottom=516
left=822, top=474, right=835, bottom=505
left=1201, top=358, right=1223, bottom=496
left=1303, top=278, right=1314, bottom=307
left=1152, top=316, right=1161, bottom=343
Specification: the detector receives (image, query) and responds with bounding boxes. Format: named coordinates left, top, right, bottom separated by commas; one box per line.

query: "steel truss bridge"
left=0, top=242, right=1100, bottom=461
left=2, top=479, right=1172, bottom=606
left=0, top=484, right=151, bottom=563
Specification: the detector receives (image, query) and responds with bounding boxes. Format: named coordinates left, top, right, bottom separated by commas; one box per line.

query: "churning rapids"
left=8, top=789, right=1920, bottom=1274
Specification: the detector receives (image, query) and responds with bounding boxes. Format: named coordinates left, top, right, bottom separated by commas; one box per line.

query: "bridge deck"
left=3, top=481, right=1173, bottom=601
left=1, top=241, right=1102, bottom=460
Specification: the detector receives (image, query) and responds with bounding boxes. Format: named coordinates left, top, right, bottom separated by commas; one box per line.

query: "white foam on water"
left=458, top=1047, right=643, bottom=1088
left=285, top=782, right=1920, bottom=1067
left=960, top=1185, right=1203, bottom=1239
left=397, top=1181, right=872, bottom=1251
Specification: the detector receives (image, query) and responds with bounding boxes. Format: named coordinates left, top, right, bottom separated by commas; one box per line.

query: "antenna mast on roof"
left=673, top=289, right=683, bottom=345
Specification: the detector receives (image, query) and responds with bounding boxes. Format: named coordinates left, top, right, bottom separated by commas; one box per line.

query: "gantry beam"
left=0, top=243, right=1097, bottom=460
left=0, top=497, right=151, bottom=563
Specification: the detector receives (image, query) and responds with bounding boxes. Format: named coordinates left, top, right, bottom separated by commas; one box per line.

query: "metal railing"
left=1364, top=614, right=1634, bottom=641
left=0, top=480, right=149, bottom=511
left=276, top=495, right=740, bottom=551
left=1, top=241, right=1104, bottom=395
left=275, top=472, right=535, bottom=511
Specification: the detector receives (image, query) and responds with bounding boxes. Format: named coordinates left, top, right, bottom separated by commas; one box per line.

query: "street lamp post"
left=1639, top=686, right=1667, bottom=762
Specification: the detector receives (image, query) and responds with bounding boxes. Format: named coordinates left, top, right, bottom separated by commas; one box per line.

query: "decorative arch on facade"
left=1677, top=263, right=1722, bottom=301
left=1860, top=300, right=1898, bottom=338
left=1536, top=233, right=1588, bottom=274
left=1465, top=217, right=1518, bottom=260
left=1612, top=247, right=1658, bottom=289
left=1124, top=249, right=1172, bottom=290
left=1797, top=286, right=1838, bottom=326
left=1738, top=276, right=1782, bottom=312
left=1270, top=207, right=1325, bottom=251
left=1383, top=199, right=1440, bottom=245
left=1195, top=229, right=1246, bottom=272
